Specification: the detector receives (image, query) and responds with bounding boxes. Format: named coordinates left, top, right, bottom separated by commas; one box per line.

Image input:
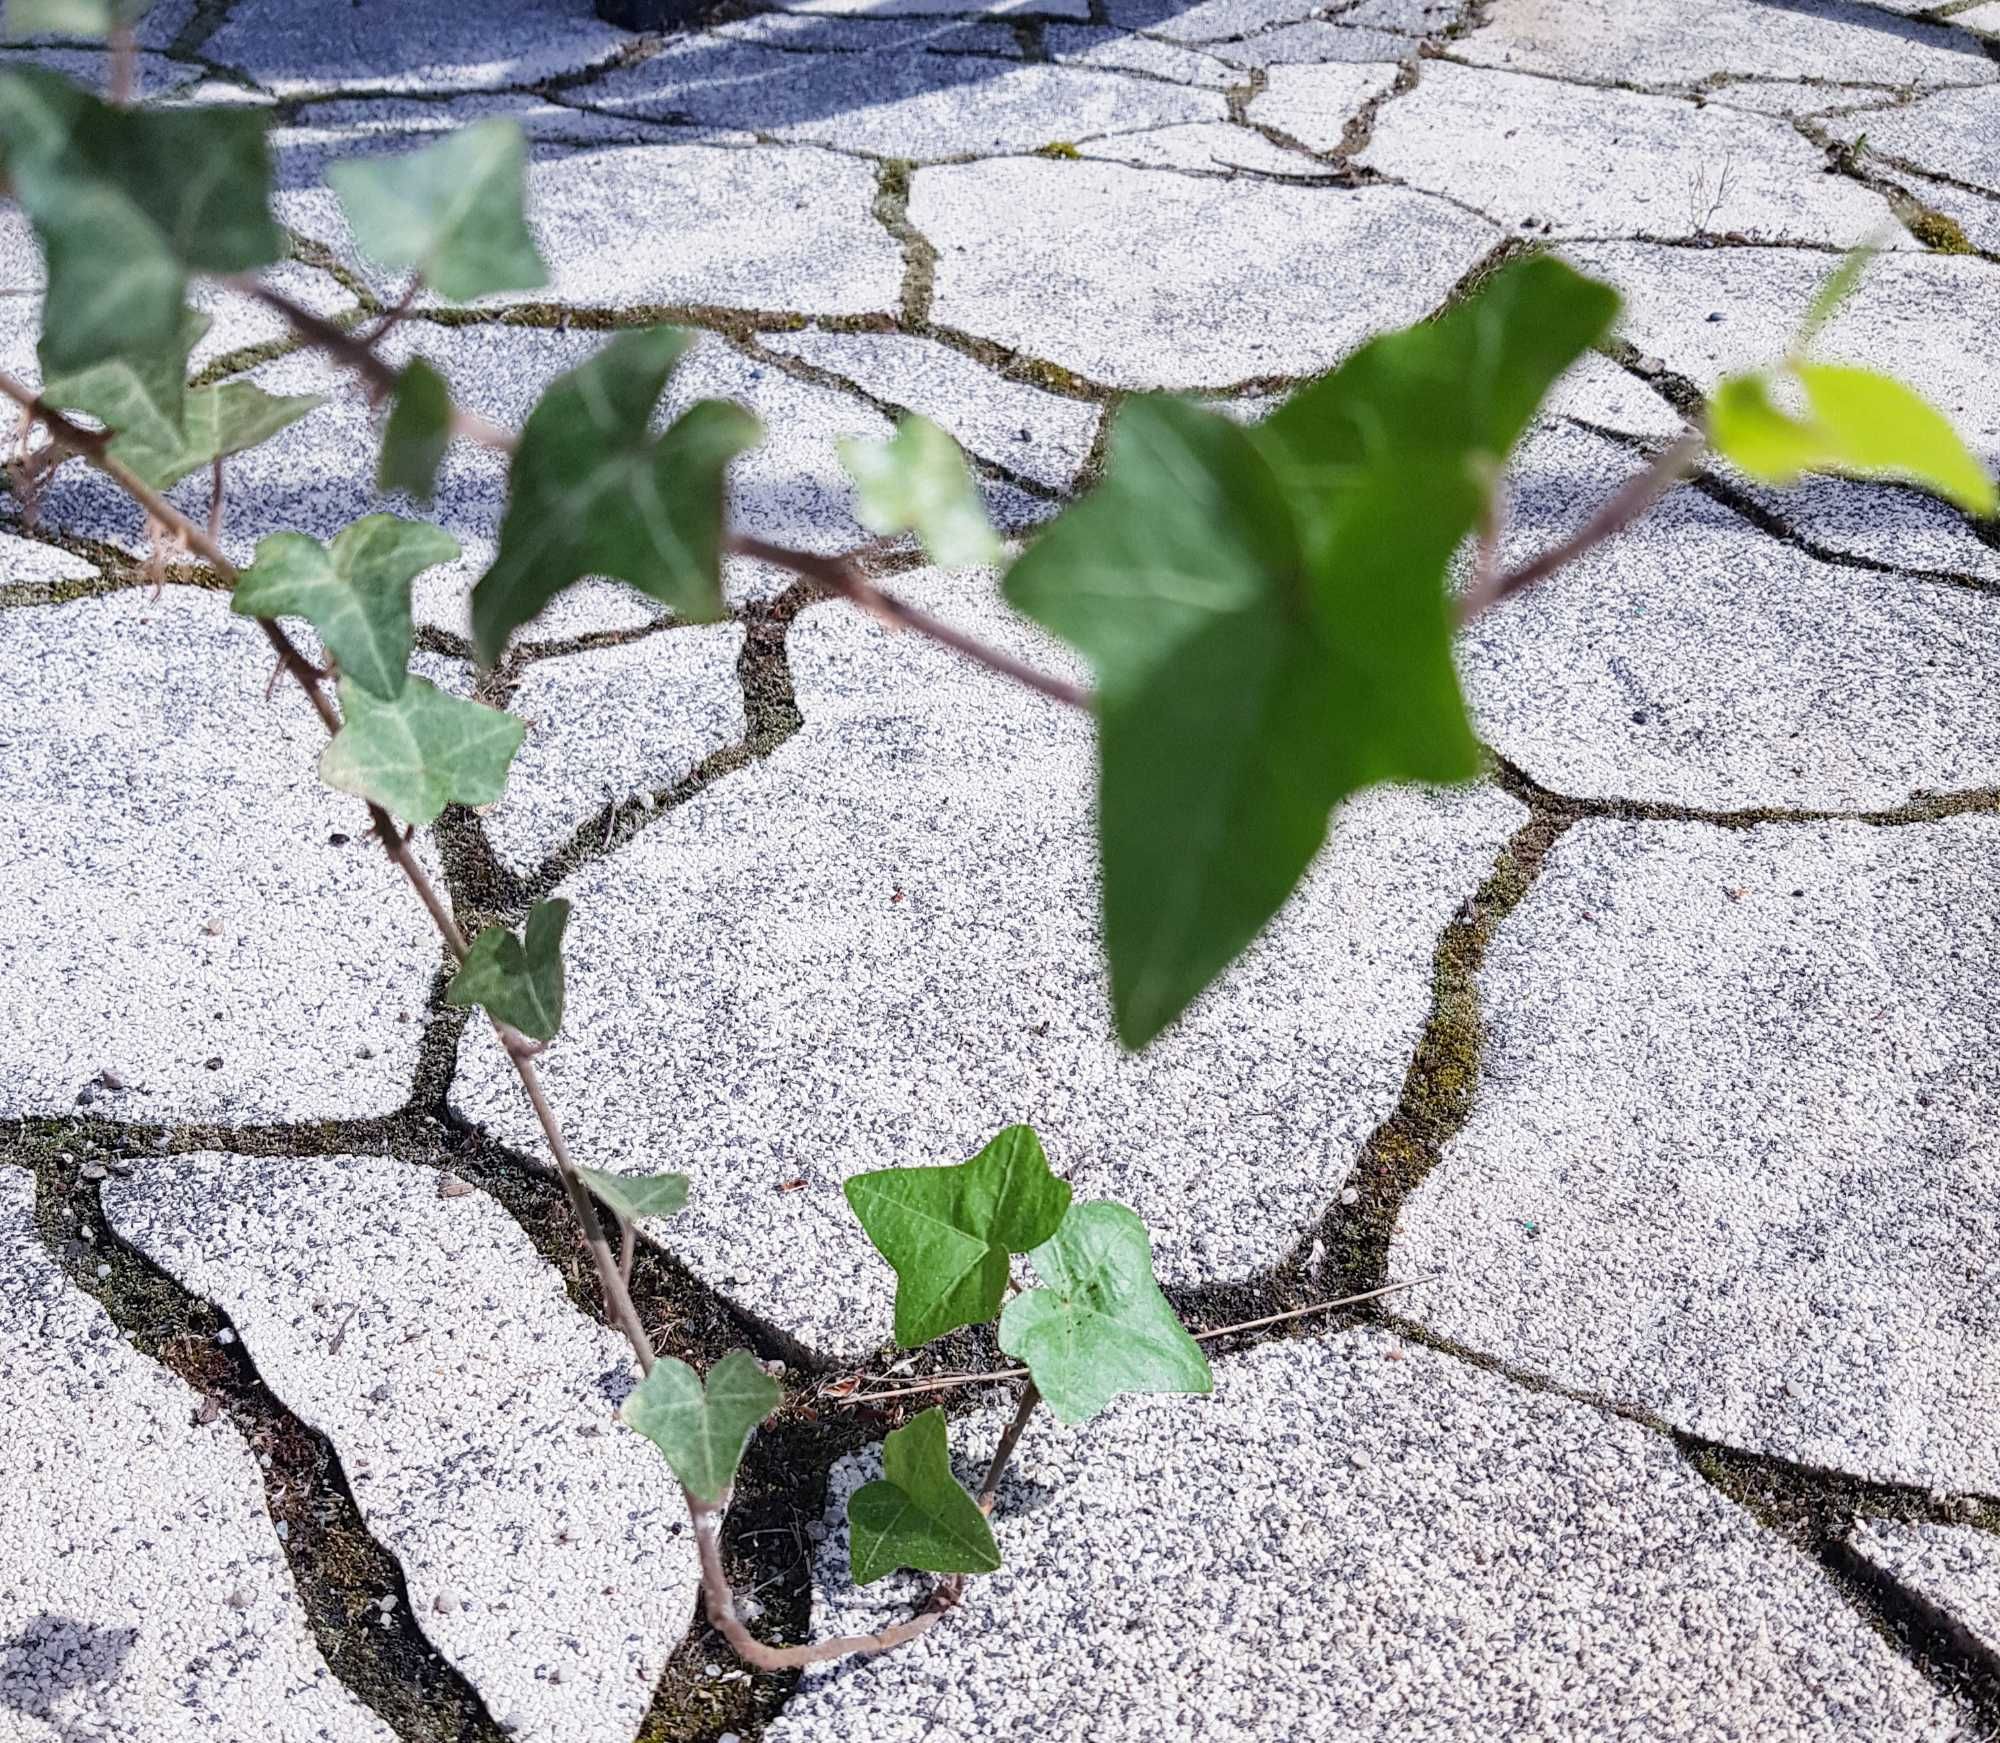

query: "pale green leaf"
left=231, top=517, right=458, bottom=702
left=844, top=1125, right=1071, bottom=1349
left=39, top=306, right=206, bottom=456
left=327, top=119, right=546, bottom=303
left=319, top=674, right=524, bottom=827
left=574, top=1166, right=690, bottom=1224
left=847, top=1407, right=1001, bottom=1585
left=998, top=1201, right=1210, bottom=1425
left=1796, top=240, right=1879, bottom=354
left=6, top=0, right=151, bottom=39
left=470, top=328, right=761, bottom=664
left=444, top=899, right=568, bottom=1042
left=839, top=414, right=1001, bottom=568
left=108, top=380, right=323, bottom=491
left=621, top=1349, right=781, bottom=1503
left=379, top=356, right=453, bottom=503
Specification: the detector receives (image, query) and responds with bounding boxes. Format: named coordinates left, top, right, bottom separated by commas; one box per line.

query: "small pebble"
left=274, top=1520, right=290, bottom=1541
left=433, top=1590, right=459, bottom=1615
left=1339, top=1186, right=1360, bottom=1207
left=216, top=1327, right=237, bottom=1346
left=80, top=1163, right=107, bottom=1182
left=225, top=1587, right=251, bottom=1611
left=378, top=1593, right=398, bottom=1613
left=94, top=1263, right=111, bottom=1279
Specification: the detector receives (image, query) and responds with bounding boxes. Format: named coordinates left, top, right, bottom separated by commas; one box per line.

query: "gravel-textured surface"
left=1850, top=1521, right=2000, bottom=1658
left=772, top=1330, right=1972, bottom=1742
left=1246, top=59, right=1404, bottom=151
left=0, top=1169, right=400, bottom=1743
left=103, top=1152, right=701, bottom=1743
left=1394, top=818, right=2000, bottom=1492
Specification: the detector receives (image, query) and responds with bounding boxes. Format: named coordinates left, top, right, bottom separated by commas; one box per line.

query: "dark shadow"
left=1748, top=0, right=1995, bottom=60
left=0, top=1614, right=139, bottom=1739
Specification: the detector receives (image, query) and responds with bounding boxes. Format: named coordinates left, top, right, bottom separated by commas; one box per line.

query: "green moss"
left=1907, top=207, right=1975, bottom=256
left=1035, top=141, right=1082, bottom=160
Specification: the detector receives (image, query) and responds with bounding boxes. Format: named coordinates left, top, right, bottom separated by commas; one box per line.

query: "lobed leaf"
left=998, top=1201, right=1210, bottom=1425
left=106, top=381, right=323, bottom=492
left=231, top=516, right=457, bottom=702
left=318, top=674, right=524, bottom=826
left=845, top=1125, right=1071, bottom=1349
left=839, top=414, right=1002, bottom=568
left=574, top=1166, right=691, bottom=1224
left=847, top=1407, right=1001, bottom=1586
left=379, top=356, right=454, bottom=503
left=621, top=1349, right=781, bottom=1504
left=39, top=306, right=206, bottom=458
left=327, top=118, right=547, bottom=303
left=444, top=899, right=569, bottom=1042
left=469, top=327, right=762, bottom=665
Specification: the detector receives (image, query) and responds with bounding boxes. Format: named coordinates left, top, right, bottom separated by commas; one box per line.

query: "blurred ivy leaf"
left=1004, top=256, right=1616, bottom=1050
left=845, top=1125, right=1071, bottom=1349
left=575, top=1165, right=690, bottom=1224
left=470, top=327, right=761, bottom=665
left=847, top=1407, right=1001, bottom=1586
left=1795, top=240, right=1879, bottom=354
left=999, top=1201, right=1209, bottom=1425
left=0, top=67, right=283, bottom=376
left=1711, top=364, right=1997, bottom=517
left=107, top=381, right=323, bottom=491
left=39, top=306, right=205, bottom=456
left=5, top=0, right=151, bottom=37
left=319, top=673, right=523, bottom=826
left=327, top=118, right=547, bottom=303
left=232, top=516, right=459, bottom=701
left=622, top=1349, right=780, bottom=1504
left=839, top=414, right=1002, bottom=568
left=445, top=898, right=569, bottom=1042
left=379, top=356, right=453, bottom=503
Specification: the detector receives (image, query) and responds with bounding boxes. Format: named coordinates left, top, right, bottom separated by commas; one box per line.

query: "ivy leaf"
left=231, top=517, right=457, bottom=702
left=1795, top=240, right=1879, bottom=354
left=847, top=1407, right=1001, bottom=1586
left=327, top=118, right=547, bottom=303
left=5, top=0, right=152, bottom=38
left=998, top=1201, right=1210, bottom=1426
left=469, top=328, right=762, bottom=665
left=0, top=67, right=283, bottom=376
left=1004, top=256, right=1616, bottom=1050
left=106, top=381, right=323, bottom=492
left=839, top=414, right=1002, bottom=568
left=379, top=356, right=453, bottom=503
left=319, top=674, right=524, bottom=826
left=574, top=1166, right=690, bottom=1224
left=621, top=1350, right=781, bottom=1504
left=844, top=1125, right=1071, bottom=1349
left=1711, top=365, right=1997, bottom=517
left=39, top=306, right=206, bottom=457
left=443, top=899, right=569, bottom=1042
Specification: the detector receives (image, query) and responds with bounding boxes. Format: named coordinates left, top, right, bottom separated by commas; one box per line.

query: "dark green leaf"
left=319, top=673, right=524, bottom=826
left=6, top=0, right=151, bottom=39
left=575, top=1166, right=690, bottom=1224
left=379, top=356, right=453, bottom=503
left=469, top=328, right=761, bottom=665
left=839, top=414, right=1001, bottom=568
left=106, top=380, right=323, bottom=492
left=231, top=516, right=458, bottom=702
left=848, top=1407, right=1001, bottom=1585
left=998, top=1201, right=1210, bottom=1425
left=328, top=119, right=547, bottom=303
left=845, top=1125, right=1071, bottom=1349
left=621, top=1349, right=781, bottom=1504
left=444, top=899, right=569, bottom=1042
left=39, top=306, right=205, bottom=456
left=1004, top=256, right=1617, bottom=1049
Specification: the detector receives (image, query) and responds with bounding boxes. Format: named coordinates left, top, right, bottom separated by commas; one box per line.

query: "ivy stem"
left=977, top=1380, right=1040, bottom=1514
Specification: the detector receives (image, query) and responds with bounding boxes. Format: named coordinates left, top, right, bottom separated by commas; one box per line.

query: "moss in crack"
left=872, top=159, right=937, bottom=330
left=1906, top=205, right=1976, bottom=256
left=1035, top=140, right=1081, bottom=160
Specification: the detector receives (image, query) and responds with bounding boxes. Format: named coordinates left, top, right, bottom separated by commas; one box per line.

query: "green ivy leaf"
left=231, top=517, right=457, bottom=702
left=106, top=381, right=323, bottom=492
left=839, top=414, right=1002, bottom=568
left=327, top=118, right=547, bottom=303
left=1004, top=256, right=1616, bottom=1050
left=847, top=1407, right=1001, bottom=1586
left=443, top=898, right=569, bottom=1042
left=0, top=67, right=283, bottom=376
left=39, top=306, right=205, bottom=457
left=998, top=1201, right=1210, bottom=1425
left=574, top=1166, right=690, bottom=1224
left=379, top=356, right=453, bottom=503
left=469, top=328, right=762, bottom=665
left=621, top=1349, right=781, bottom=1504
left=1795, top=240, right=1879, bottom=354
left=6, top=0, right=152, bottom=38
left=845, top=1125, right=1071, bottom=1349
left=1711, top=364, right=1997, bottom=517
left=319, top=673, right=524, bottom=826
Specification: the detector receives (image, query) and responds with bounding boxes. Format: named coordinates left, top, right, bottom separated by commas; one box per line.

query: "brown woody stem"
left=977, top=1380, right=1040, bottom=1512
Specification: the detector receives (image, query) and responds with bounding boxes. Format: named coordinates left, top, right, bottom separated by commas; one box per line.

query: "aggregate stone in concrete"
left=1826, top=86, right=2000, bottom=198
left=484, top=624, right=748, bottom=876
left=1850, top=1520, right=2000, bottom=1658
left=1393, top=817, right=2000, bottom=1494
left=0, top=529, right=102, bottom=588
left=1456, top=0, right=1995, bottom=89
left=1100, top=0, right=1325, bottom=38
left=103, top=1151, right=701, bottom=1743
left=1042, top=26, right=1239, bottom=87
left=1206, top=20, right=1418, bottom=66
left=1077, top=120, right=1341, bottom=178
left=1358, top=62, right=1899, bottom=245
left=585, top=38, right=1223, bottom=160
left=786, top=0, right=1090, bottom=16
left=0, top=588, right=440, bottom=1122
left=1461, top=423, right=2000, bottom=809
left=206, top=0, right=627, bottom=96
left=772, top=1328, right=1969, bottom=1742
left=761, top=328, right=1102, bottom=493
left=912, top=162, right=1495, bottom=389
left=1960, top=3, right=2000, bottom=34
left=450, top=570, right=1524, bottom=1361
left=1245, top=59, right=1404, bottom=152
left=0, top=1170, right=399, bottom=1743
